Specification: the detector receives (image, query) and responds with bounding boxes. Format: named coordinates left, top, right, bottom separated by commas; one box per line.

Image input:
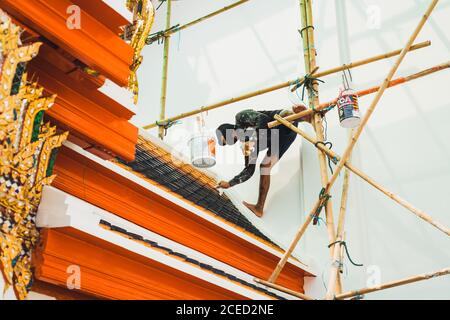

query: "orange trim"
left=71, top=0, right=129, bottom=34
left=2, top=0, right=133, bottom=86
left=98, top=222, right=279, bottom=299
left=34, top=228, right=248, bottom=300
left=33, top=43, right=107, bottom=90
left=52, top=146, right=306, bottom=292
left=28, top=56, right=137, bottom=161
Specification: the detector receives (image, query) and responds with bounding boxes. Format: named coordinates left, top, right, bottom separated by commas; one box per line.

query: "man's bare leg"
left=243, top=154, right=279, bottom=218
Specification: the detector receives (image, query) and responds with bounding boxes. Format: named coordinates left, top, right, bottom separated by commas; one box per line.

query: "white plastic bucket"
left=337, top=89, right=361, bottom=128
left=188, top=133, right=217, bottom=168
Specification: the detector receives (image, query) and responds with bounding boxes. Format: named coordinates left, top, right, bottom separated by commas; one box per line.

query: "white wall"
left=135, top=0, right=450, bottom=299
left=0, top=276, right=18, bottom=300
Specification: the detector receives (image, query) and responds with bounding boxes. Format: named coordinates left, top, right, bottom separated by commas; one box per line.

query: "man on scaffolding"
left=215, top=105, right=311, bottom=218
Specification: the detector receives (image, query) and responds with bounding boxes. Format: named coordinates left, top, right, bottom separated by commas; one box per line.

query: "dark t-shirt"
left=229, top=109, right=282, bottom=187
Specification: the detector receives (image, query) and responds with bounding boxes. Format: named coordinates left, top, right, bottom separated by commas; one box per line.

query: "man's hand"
left=292, top=104, right=312, bottom=123
left=216, top=181, right=231, bottom=189
left=292, top=104, right=307, bottom=114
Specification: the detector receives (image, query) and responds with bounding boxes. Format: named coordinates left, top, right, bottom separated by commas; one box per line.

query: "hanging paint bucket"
left=188, top=133, right=217, bottom=168
left=336, top=89, right=361, bottom=128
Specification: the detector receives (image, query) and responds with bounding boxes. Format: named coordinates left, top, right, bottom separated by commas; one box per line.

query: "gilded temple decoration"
left=0, top=10, right=68, bottom=299
left=124, top=0, right=155, bottom=104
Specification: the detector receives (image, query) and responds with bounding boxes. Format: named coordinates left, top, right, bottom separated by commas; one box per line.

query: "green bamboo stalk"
left=159, top=0, right=172, bottom=139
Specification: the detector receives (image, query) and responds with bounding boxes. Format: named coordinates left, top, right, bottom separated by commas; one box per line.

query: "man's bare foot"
left=243, top=201, right=264, bottom=218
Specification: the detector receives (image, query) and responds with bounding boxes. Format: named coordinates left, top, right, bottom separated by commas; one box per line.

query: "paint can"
left=188, top=133, right=216, bottom=168
left=337, top=89, right=361, bottom=128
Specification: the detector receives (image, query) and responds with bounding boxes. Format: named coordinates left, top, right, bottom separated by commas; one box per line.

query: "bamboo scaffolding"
left=276, top=0, right=443, bottom=298
left=325, top=132, right=354, bottom=299
left=143, top=41, right=430, bottom=130
left=159, top=0, right=172, bottom=139
left=335, top=267, right=450, bottom=300
left=270, top=0, right=443, bottom=273
left=254, top=278, right=314, bottom=300
left=268, top=61, right=450, bottom=128
left=144, top=0, right=447, bottom=300
left=291, top=0, right=338, bottom=290
left=273, top=114, right=450, bottom=236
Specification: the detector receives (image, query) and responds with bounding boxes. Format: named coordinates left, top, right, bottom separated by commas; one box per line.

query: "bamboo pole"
left=165, top=0, right=251, bottom=36
left=159, top=0, right=172, bottom=139
left=268, top=61, right=450, bottom=128
left=325, top=131, right=354, bottom=299
left=142, top=41, right=430, bottom=130
left=267, top=200, right=322, bottom=283
left=144, top=67, right=317, bottom=130
left=290, top=0, right=340, bottom=287
left=273, top=114, right=450, bottom=235
left=335, top=267, right=450, bottom=300
left=299, top=0, right=339, bottom=278
left=254, top=278, right=314, bottom=300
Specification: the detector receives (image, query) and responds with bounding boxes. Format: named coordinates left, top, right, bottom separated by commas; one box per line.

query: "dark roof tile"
left=118, top=140, right=276, bottom=246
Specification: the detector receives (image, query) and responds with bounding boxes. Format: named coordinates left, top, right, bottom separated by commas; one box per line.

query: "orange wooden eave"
left=10, top=17, right=137, bottom=160
left=52, top=146, right=306, bottom=292
left=27, top=52, right=137, bottom=161
left=1, top=0, right=133, bottom=86
left=34, top=228, right=249, bottom=300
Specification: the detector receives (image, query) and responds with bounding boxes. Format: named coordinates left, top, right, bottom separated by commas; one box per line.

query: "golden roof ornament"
left=0, top=10, right=68, bottom=300
left=124, top=0, right=155, bottom=104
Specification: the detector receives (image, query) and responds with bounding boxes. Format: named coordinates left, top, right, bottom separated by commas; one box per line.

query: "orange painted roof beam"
left=34, top=228, right=249, bottom=300
left=28, top=58, right=137, bottom=161
left=34, top=43, right=107, bottom=90
left=1, top=0, right=133, bottom=86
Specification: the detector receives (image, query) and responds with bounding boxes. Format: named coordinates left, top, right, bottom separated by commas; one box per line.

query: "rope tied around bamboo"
left=298, top=25, right=315, bottom=38
left=328, top=240, right=363, bottom=267
left=312, top=188, right=332, bottom=225
left=146, top=24, right=180, bottom=45
left=297, top=75, right=324, bottom=101
left=290, top=66, right=322, bottom=95
left=155, top=119, right=181, bottom=136
left=314, top=141, right=338, bottom=174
